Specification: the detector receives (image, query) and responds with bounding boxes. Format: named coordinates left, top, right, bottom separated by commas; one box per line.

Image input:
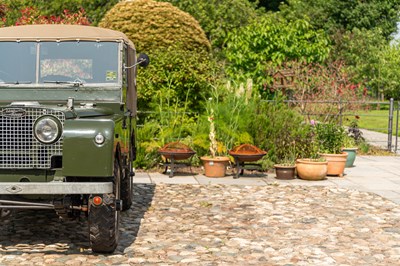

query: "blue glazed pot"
left=342, top=148, right=358, bottom=167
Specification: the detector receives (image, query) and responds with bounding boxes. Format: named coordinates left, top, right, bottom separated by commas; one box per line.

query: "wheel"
left=120, top=158, right=133, bottom=211
left=88, top=157, right=121, bottom=253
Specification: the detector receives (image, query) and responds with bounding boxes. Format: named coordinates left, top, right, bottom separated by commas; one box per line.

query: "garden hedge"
left=99, top=0, right=210, bottom=53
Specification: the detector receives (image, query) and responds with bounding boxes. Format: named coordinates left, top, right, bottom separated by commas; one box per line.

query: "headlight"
left=33, top=116, right=62, bottom=144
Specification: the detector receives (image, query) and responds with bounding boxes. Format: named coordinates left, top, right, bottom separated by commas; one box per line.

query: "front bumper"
left=0, top=182, right=113, bottom=195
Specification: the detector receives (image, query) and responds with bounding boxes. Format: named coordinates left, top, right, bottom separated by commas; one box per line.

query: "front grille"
left=0, top=107, right=64, bottom=169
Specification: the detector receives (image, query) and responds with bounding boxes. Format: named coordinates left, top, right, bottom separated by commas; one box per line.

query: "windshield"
left=0, top=41, right=120, bottom=85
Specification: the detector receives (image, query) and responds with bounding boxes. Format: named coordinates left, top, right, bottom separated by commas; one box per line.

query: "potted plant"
left=293, top=121, right=328, bottom=181
left=342, top=135, right=358, bottom=167
left=296, top=157, right=328, bottom=180
left=274, top=159, right=296, bottom=180
left=315, top=122, right=348, bottom=177
left=200, top=110, right=230, bottom=177
left=342, top=118, right=363, bottom=167
left=274, top=142, right=296, bottom=180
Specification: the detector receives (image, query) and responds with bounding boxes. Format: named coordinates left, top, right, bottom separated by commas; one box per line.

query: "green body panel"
left=62, top=119, right=116, bottom=177
left=0, top=170, right=48, bottom=182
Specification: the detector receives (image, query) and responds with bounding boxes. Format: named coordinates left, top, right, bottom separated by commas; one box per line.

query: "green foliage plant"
left=249, top=94, right=316, bottom=164
left=343, top=134, right=356, bottom=148
left=192, top=81, right=256, bottom=158
left=136, top=46, right=221, bottom=112
left=314, top=122, right=346, bottom=154
left=279, top=0, right=400, bottom=40
left=161, top=0, right=261, bottom=49
left=134, top=87, right=197, bottom=169
left=370, top=40, right=400, bottom=100
left=223, top=14, right=330, bottom=89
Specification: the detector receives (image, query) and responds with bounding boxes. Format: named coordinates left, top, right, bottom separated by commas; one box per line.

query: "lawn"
left=343, top=109, right=393, bottom=134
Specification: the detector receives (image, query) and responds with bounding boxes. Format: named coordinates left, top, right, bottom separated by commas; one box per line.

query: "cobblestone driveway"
left=1, top=183, right=400, bottom=265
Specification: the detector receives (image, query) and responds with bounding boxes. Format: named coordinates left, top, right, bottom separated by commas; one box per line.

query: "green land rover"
left=0, top=24, right=148, bottom=253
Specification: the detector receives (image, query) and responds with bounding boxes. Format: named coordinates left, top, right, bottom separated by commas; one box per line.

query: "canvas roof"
left=0, top=24, right=134, bottom=49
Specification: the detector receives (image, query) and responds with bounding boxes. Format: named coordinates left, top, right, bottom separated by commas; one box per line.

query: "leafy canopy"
left=223, top=14, right=331, bottom=88
left=280, top=0, right=400, bottom=40
left=161, top=0, right=260, bottom=48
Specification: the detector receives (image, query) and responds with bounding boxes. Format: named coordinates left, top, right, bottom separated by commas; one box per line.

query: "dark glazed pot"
left=274, top=164, right=296, bottom=180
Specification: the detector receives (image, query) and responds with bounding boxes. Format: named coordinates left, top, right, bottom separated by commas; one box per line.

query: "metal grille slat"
left=0, top=107, right=64, bottom=169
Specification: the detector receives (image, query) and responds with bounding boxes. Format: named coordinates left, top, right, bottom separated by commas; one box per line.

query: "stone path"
left=1, top=183, right=400, bottom=265
left=134, top=155, right=400, bottom=205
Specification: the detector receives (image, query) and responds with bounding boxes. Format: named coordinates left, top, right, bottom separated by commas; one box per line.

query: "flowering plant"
left=207, top=109, right=218, bottom=158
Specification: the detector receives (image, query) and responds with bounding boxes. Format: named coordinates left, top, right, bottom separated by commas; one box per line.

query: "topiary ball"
left=99, top=0, right=210, bottom=53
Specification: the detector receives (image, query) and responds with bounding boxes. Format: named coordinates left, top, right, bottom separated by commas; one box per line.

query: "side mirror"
left=137, top=53, right=150, bottom=67
left=124, top=53, right=150, bottom=70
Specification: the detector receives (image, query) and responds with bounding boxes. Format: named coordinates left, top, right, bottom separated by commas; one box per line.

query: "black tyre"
left=88, top=158, right=121, bottom=253
left=120, top=159, right=133, bottom=211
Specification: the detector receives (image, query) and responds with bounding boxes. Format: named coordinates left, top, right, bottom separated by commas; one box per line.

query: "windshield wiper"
left=0, top=81, right=32, bottom=85
left=44, top=79, right=84, bottom=87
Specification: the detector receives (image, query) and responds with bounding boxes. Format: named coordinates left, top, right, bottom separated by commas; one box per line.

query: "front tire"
left=88, top=158, right=121, bottom=253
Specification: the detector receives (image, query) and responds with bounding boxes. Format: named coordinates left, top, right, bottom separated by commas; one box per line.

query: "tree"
left=223, top=14, right=331, bottom=90
left=249, top=0, right=287, bottom=11
left=161, top=0, right=260, bottom=49
left=331, top=28, right=389, bottom=99
left=280, top=0, right=400, bottom=40
left=372, top=42, right=400, bottom=100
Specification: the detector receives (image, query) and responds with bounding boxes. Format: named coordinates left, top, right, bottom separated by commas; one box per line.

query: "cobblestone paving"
left=1, top=183, right=400, bottom=265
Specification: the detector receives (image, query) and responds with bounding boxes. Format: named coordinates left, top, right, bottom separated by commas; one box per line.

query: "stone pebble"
left=0, top=184, right=399, bottom=265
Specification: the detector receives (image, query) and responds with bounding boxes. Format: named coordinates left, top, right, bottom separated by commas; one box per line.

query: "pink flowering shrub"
left=15, top=7, right=90, bottom=25
left=266, top=60, right=368, bottom=123
left=0, top=5, right=90, bottom=27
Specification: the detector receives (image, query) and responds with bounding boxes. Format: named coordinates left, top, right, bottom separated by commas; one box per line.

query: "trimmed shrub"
left=99, top=0, right=210, bottom=53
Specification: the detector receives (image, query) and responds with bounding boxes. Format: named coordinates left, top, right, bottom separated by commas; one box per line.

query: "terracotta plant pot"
left=200, top=156, right=230, bottom=177
left=342, top=148, right=358, bottom=167
left=320, top=152, right=348, bottom=177
left=274, top=164, right=296, bottom=180
left=296, top=159, right=328, bottom=181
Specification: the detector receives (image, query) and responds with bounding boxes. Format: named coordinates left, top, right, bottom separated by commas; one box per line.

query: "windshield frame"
left=0, top=40, right=123, bottom=87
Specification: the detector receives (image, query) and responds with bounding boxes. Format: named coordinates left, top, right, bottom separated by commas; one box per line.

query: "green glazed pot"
left=342, top=148, right=358, bottom=167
